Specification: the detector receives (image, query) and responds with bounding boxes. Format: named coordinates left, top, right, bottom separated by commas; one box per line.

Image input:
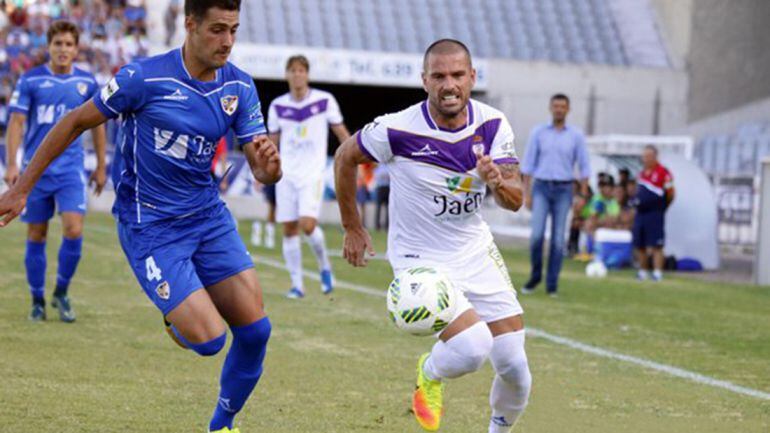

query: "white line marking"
left=252, top=253, right=770, bottom=401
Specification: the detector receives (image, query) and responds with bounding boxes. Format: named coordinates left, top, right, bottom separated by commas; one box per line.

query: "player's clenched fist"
left=248, top=135, right=282, bottom=184
left=0, top=188, right=27, bottom=227
left=476, top=153, right=503, bottom=189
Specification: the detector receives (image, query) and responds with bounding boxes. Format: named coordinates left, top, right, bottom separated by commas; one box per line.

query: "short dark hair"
left=551, top=93, right=570, bottom=104
left=423, top=38, right=472, bottom=71
left=47, top=20, right=79, bottom=45
left=286, top=55, right=310, bottom=71
left=185, top=0, right=241, bottom=21
left=644, top=144, right=659, bottom=155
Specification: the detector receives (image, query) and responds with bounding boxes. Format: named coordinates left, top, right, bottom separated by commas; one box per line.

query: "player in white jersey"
left=266, top=55, right=351, bottom=298
left=335, top=40, right=531, bottom=432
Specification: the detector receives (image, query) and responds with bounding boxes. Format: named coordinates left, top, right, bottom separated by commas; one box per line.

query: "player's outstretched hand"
left=89, top=166, right=107, bottom=196
left=475, top=153, right=503, bottom=189
left=343, top=226, right=375, bottom=267
left=0, top=188, right=27, bottom=228
left=3, top=165, right=20, bottom=188
left=252, top=135, right=282, bottom=184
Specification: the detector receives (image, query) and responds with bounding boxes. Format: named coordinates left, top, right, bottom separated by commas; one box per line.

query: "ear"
left=184, top=15, right=196, bottom=34
left=470, top=67, right=477, bottom=87
left=421, top=71, right=429, bottom=94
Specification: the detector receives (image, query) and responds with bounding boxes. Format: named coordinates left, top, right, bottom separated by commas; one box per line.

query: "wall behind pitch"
left=484, top=59, right=688, bottom=158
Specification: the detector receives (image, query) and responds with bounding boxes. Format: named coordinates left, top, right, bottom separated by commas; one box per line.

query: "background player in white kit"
left=335, top=40, right=532, bottom=432
left=267, top=55, right=351, bottom=298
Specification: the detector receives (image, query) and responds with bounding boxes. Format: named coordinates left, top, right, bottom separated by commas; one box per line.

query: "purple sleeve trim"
left=493, top=157, right=519, bottom=165
left=356, top=131, right=378, bottom=162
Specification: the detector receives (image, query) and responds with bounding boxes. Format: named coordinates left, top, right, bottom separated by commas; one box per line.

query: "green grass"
left=0, top=212, right=768, bottom=432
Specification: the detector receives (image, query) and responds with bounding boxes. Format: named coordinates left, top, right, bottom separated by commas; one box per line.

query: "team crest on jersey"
left=77, top=82, right=88, bottom=96
left=155, top=281, right=171, bottom=300
left=220, top=95, right=238, bottom=116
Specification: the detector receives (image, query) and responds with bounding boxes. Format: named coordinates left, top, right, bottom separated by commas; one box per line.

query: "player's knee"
left=449, top=322, right=494, bottom=375
left=490, top=331, right=532, bottom=404
left=189, top=332, right=227, bottom=357
left=234, top=316, right=272, bottom=349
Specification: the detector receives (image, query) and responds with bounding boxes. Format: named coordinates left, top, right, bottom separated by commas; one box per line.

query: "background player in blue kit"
left=3, top=20, right=107, bottom=323
left=0, top=1, right=281, bottom=432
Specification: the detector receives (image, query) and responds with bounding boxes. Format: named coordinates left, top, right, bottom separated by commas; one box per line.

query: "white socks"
left=423, top=321, right=494, bottom=380
left=488, top=330, right=532, bottom=433
left=282, top=235, right=303, bottom=291
left=304, top=226, right=331, bottom=271
left=250, top=221, right=275, bottom=249
left=265, top=223, right=275, bottom=249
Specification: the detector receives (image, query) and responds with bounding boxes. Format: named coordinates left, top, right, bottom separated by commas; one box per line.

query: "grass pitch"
left=0, top=212, right=768, bottom=432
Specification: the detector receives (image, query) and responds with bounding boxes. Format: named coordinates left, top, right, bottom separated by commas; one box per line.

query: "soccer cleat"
left=320, top=269, right=334, bottom=295
left=29, top=303, right=46, bottom=322
left=412, top=353, right=444, bottom=432
left=51, top=294, right=76, bottom=323
left=209, top=428, right=240, bottom=433
left=285, top=287, right=305, bottom=299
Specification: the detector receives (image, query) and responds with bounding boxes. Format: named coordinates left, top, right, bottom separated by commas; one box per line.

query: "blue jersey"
left=92, top=48, right=267, bottom=224
left=8, top=65, right=99, bottom=177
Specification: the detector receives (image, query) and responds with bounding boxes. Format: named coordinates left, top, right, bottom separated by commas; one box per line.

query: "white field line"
left=252, top=254, right=770, bottom=401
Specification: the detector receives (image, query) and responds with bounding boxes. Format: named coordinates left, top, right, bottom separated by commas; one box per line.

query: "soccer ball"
left=387, top=267, right=459, bottom=336
left=585, top=260, right=608, bottom=278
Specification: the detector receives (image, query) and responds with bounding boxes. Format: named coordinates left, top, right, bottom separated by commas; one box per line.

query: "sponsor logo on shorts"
left=155, top=281, right=171, bottom=300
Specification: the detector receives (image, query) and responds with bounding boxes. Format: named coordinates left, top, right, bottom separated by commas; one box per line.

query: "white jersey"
left=358, top=99, right=518, bottom=272
left=267, top=88, right=343, bottom=182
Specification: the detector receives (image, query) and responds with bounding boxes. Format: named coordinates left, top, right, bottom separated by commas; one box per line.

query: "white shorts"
left=393, top=242, right=523, bottom=324
left=275, top=177, right=324, bottom=223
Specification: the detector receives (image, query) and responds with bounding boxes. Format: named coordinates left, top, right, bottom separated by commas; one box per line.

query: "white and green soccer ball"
left=585, top=260, right=608, bottom=278
left=387, top=267, right=459, bottom=336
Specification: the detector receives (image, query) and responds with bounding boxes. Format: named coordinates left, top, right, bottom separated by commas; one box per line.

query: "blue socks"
left=170, top=324, right=227, bottom=357
left=25, top=240, right=46, bottom=305
left=209, top=317, right=272, bottom=431
left=54, top=237, right=82, bottom=297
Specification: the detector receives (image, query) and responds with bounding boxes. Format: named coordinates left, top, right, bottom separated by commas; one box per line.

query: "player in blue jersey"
left=3, top=20, right=107, bottom=323
left=0, top=2, right=280, bottom=432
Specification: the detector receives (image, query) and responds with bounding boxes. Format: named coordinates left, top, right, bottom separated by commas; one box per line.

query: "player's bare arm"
left=331, top=122, right=351, bottom=143
left=89, top=124, right=108, bottom=196
left=334, top=133, right=375, bottom=267
left=0, top=100, right=107, bottom=226
left=3, top=112, right=26, bottom=187
left=244, top=135, right=282, bottom=184
left=476, top=156, right=524, bottom=211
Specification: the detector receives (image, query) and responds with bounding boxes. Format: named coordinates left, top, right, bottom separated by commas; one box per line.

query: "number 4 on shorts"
left=146, top=256, right=163, bottom=282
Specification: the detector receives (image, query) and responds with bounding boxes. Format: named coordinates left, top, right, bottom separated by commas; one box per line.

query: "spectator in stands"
left=165, top=0, right=181, bottom=46
left=567, top=181, right=592, bottom=258
left=373, top=163, right=389, bottom=231
left=633, top=145, right=675, bottom=281
left=615, top=181, right=634, bottom=231
left=521, top=93, right=591, bottom=296
left=588, top=176, right=620, bottom=230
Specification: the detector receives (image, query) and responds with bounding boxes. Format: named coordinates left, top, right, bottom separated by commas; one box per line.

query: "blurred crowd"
left=568, top=169, right=637, bottom=260
left=0, top=0, right=149, bottom=131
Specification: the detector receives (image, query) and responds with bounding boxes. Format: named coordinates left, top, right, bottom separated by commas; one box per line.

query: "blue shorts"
left=263, top=183, right=276, bottom=206
left=117, top=203, right=254, bottom=316
left=21, top=171, right=86, bottom=223
left=633, top=211, right=665, bottom=249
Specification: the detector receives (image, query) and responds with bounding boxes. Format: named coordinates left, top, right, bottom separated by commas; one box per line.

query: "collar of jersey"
left=421, top=100, right=474, bottom=133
